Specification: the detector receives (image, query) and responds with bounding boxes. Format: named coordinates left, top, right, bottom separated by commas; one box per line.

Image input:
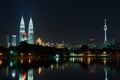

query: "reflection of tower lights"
left=19, top=73, right=26, bottom=80
left=105, top=70, right=108, bottom=80
left=29, top=59, right=31, bottom=64
left=69, top=58, right=75, bottom=62
left=38, top=67, right=42, bottom=74
left=50, top=64, right=54, bottom=69
left=104, top=68, right=109, bottom=80
left=55, top=58, right=59, bottom=62
left=61, top=65, right=65, bottom=71
left=20, top=59, right=24, bottom=64
left=56, top=64, right=59, bottom=69
left=12, top=71, right=16, bottom=78
left=0, top=60, right=2, bottom=65
left=0, top=52, right=3, bottom=56
left=103, top=58, right=107, bottom=65
left=66, top=62, right=68, bottom=68
left=80, top=58, right=83, bottom=62
left=20, top=53, right=24, bottom=56
left=10, top=61, right=13, bottom=67
left=6, top=67, right=9, bottom=76
left=87, top=58, right=91, bottom=64
left=90, top=68, right=96, bottom=73
left=38, top=67, right=44, bottom=74
left=28, top=53, right=31, bottom=56
left=28, top=69, right=33, bottom=80
left=22, top=73, right=26, bottom=80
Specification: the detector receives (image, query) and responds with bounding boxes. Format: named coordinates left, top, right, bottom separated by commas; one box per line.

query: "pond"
left=0, top=57, right=120, bottom=80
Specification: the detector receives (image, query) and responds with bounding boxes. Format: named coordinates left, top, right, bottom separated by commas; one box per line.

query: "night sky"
left=0, top=0, right=120, bottom=45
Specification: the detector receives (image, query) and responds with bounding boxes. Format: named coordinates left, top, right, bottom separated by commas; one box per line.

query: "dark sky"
left=0, top=0, right=120, bottom=45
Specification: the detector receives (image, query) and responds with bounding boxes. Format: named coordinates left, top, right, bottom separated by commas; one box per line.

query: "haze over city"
left=0, top=0, right=120, bottom=45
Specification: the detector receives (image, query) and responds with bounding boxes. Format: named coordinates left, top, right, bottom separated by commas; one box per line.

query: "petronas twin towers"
left=20, top=16, right=34, bottom=44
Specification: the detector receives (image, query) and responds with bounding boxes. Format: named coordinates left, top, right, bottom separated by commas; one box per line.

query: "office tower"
left=6, top=35, right=10, bottom=48
left=28, top=17, right=34, bottom=44
left=11, top=35, right=16, bottom=46
left=20, top=16, right=25, bottom=42
left=104, top=19, right=108, bottom=42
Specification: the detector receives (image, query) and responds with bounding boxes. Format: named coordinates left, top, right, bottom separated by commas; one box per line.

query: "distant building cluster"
left=36, top=37, right=66, bottom=48
left=6, top=15, right=34, bottom=48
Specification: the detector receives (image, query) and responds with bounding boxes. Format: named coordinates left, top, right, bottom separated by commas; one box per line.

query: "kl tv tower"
left=104, top=18, right=107, bottom=42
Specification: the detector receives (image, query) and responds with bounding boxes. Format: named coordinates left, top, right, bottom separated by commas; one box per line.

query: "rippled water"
left=0, top=57, right=120, bottom=80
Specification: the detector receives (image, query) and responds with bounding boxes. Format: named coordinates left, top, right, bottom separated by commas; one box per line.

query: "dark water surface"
left=0, top=57, right=120, bottom=80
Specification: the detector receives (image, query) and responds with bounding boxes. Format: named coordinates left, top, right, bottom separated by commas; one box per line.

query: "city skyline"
left=0, top=0, right=120, bottom=46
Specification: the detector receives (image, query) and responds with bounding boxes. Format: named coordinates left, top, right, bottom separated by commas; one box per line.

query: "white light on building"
left=12, top=35, right=16, bottom=46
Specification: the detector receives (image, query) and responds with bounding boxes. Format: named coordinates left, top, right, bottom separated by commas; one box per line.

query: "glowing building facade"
left=28, top=17, right=34, bottom=44
left=6, top=35, right=10, bottom=48
left=19, top=16, right=25, bottom=42
left=11, top=35, right=16, bottom=46
left=36, top=38, right=42, bottom=45
left=19, top=16, right=34, bottom=44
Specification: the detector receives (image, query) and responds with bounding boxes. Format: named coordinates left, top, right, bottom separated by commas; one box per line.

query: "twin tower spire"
left=20, top=15, right=34, bottom=44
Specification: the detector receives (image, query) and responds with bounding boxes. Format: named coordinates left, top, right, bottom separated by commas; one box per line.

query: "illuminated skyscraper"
left=28, top=17, right=34, bottom=44
left=20, top=16, right=25, bottom=42
left=6, top=35, right=10, bottom=48
left=104, top=19, right=107, bottom=42
left=11, top=35, right=16, bottom=46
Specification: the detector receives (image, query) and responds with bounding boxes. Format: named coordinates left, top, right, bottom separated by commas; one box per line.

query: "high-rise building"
left=11, top=35, right=16, bottom=46
left=20, top=16, right=25, bottom=42
left=104, top=19, right=108, bottom=42
left=6, top=35, right=10, bottom=48
left=28, top=17, right=34, bottom=44
left=19, top=15, right=34, bottom=44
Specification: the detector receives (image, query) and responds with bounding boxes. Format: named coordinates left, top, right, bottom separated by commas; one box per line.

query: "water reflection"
left=0, top=56, right=120, bottom=80
left=19, top=73, right=26, bottom=80
left=20, top=59, right=23, bottom=64
left=0, top=59, right=2, bottom=65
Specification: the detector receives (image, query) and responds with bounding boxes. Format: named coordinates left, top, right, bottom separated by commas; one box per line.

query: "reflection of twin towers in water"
left=20, top=15, right=34, bottom=44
